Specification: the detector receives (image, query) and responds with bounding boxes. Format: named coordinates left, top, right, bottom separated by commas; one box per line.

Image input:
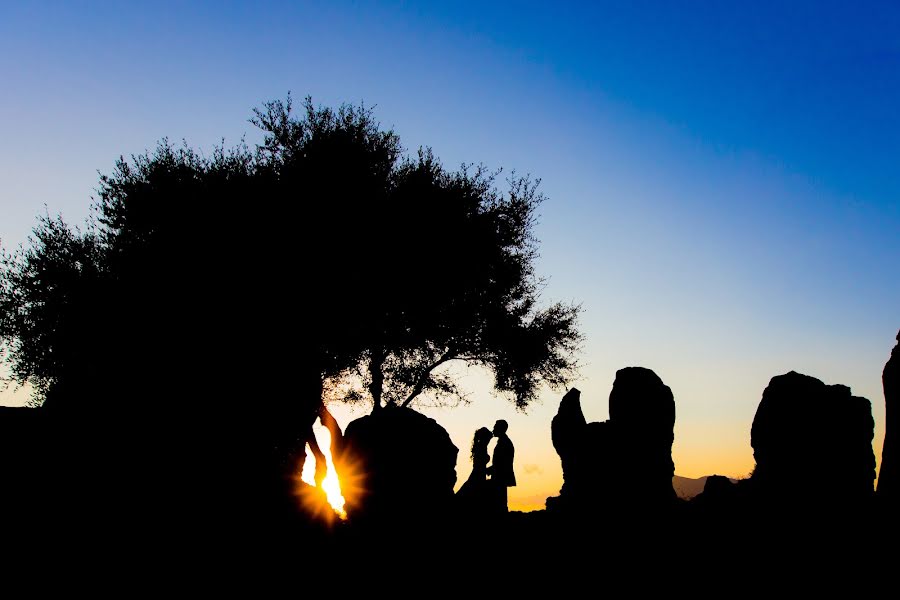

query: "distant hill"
left=673, top=475, right=739, bottom=499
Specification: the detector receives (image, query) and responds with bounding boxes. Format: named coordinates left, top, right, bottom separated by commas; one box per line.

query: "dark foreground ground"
left=1, top=406, right=894, bottom=591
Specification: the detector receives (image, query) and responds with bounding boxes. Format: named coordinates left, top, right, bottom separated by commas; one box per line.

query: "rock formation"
left=342, top=407, right=458, bottom=523
left=702, top=474, right=735, bottom=495
left=878, top=330, right=899, bottom=498
left=548, top=367, right=676, bottom=513
left=551, top=388, right=588, bottom=499
left=609, top=366, right=677, bottom=503
left=695, top=474, right=736, bottom=503
left=750, top=371, right=875, bottom=505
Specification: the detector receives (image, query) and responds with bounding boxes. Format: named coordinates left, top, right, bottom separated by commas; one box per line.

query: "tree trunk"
left=319, top=405, right=344, bottom=459
left=297, top=375, right=324, bottom=473
left=368, top=350, right=385, bottom=412
left=308, top=433, right=326, bottom=487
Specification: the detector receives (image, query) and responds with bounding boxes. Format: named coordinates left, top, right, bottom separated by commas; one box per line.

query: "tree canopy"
left=0, top=95, right=581, bottom=415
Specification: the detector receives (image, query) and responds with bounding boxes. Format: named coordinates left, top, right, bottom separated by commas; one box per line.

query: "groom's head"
left=492, top=419, right=508, bottom=437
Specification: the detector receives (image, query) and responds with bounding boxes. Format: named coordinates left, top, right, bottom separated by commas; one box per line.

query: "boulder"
left=750, top=371, right=875, bottom=505
left=342, top=407, right=458, bottom=523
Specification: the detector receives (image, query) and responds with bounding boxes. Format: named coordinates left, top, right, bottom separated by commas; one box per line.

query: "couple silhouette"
left=457, top=420, right=516, bottom=516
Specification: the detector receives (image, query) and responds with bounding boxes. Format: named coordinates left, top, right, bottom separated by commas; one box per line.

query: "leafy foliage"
left=0, top=216, right=104, bottom=399
left=0, top=95, right=581, bottom=413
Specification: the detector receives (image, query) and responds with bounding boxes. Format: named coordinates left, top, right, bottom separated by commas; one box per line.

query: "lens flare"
left=299, top=422, right=347, bottom=519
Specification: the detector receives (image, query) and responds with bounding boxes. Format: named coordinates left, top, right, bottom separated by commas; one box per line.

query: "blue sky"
left=2, top=1, right=898, bottom=506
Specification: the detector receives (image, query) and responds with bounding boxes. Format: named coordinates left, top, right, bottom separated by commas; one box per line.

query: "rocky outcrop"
left=551, top=388, right=588, bottom=499
left=878, top=330, right=900, bottom=499
left=750, top=371, right=875, bottom=505
left=695, top=474, right=736, bottom=502
left=689, top=474, right=740, bottom=520
left=342, top=407, right=458, bottom=522
left=548, top=367, right=676, bottom=513
left=610, top=367, right=677, bottom=503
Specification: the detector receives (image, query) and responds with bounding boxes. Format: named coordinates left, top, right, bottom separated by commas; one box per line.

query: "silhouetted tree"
left=0, top=102, right=359, bottom=541
left=3, top=95, right=580, bottom=417
left=356, top=158, right=583, bottom=411
left=0, top=215, right=104, bottom=403
left=249, top=96, right=582, bottom=411
left=0, top=96, right=580, bottom=547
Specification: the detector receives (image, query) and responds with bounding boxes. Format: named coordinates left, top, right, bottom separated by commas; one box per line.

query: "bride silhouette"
left=455, top=427, right=493, bottom=517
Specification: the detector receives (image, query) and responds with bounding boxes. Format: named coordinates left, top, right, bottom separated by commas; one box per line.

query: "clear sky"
left=2, top=1, right=898, bottom=511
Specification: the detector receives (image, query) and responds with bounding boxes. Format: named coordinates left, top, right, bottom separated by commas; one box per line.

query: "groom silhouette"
left=488, top=419, right=516, bottom=513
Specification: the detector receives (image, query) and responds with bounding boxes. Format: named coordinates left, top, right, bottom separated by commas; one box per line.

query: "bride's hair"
left=471, top=427, right=492, bottom=460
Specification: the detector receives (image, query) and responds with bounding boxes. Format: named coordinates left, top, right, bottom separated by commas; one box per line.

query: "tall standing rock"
left=551, top=387, right=588, bottom=499
left=609, top=367, right=677, bottom=504
left=548, top=367, right=676, bottom=512
left=878, top=330, right=900, bottom=498
left=750, top=371, right=875, bottom=505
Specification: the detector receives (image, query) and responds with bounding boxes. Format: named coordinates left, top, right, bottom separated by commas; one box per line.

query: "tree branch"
left=400, top=348, right=458, bottom=408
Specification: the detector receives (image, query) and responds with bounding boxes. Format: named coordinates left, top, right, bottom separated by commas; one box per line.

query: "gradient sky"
left=2, top=1, right=898, bottom=510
